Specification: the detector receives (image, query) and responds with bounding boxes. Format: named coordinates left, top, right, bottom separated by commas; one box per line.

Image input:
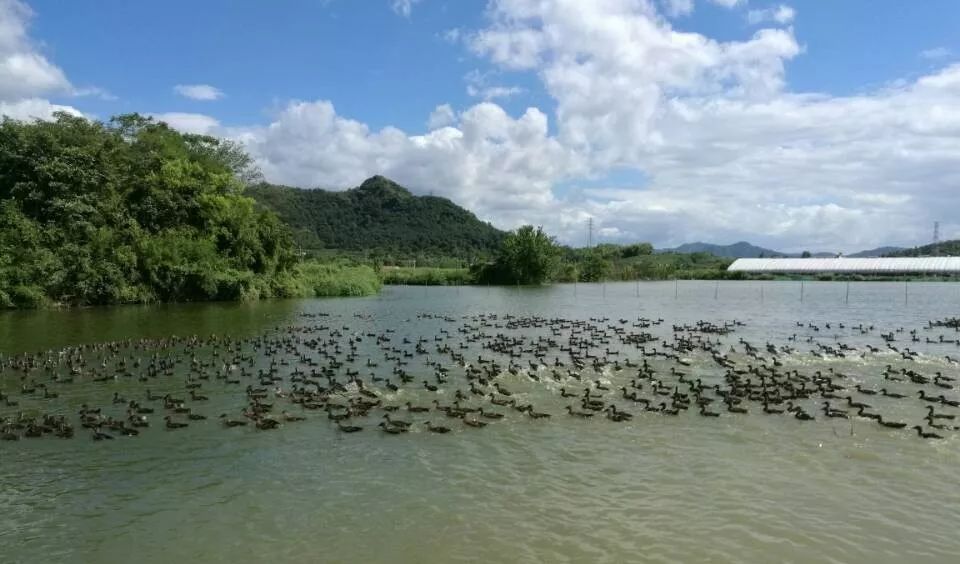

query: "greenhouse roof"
left=727, top=257, right=960, bottom=274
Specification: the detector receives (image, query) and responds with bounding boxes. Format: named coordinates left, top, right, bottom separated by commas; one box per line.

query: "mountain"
left=659, top=241, right=906, bottom=259
left=658, top=241, right=786, bottom=258
left=885, top=240, right=960, bottom=257
left=247, top=176, right=505, bottom=257
left=846, top=246, right=904, bottom=258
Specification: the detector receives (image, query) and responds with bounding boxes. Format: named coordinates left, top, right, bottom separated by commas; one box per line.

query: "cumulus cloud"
left=747, top=4, right=795, bottom=25
left=709, top=0, right=746, bottom=8
left=663, top=0, right=694, bottom=17
left=173, top=84, right=224, bottom=101
left=427, top=104, right=456, bottom=129
left=0, top=0, right=72, bottom=102
left=151, top=112, right=221, bottom=134
left=118, top=0, right=960, bottom=251
left=0, top=97, right=82, bottom=120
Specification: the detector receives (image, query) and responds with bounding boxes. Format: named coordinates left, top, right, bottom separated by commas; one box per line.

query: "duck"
left=478, top=408, right=504, bottom=420
left=876, top=415, right=906, bottom=429
left=377, top=421, right=408, bottom=434
left=912, top=425, right=943, bottom=439
left=337, top=421, right=363, bottom=433
left=219, top=414, right=248, bottom=427
left=926, top=405, right=955, bottom=420
left=163, top=416, right=188, bottom=429
left=406, top=402, right=430, bottom=413
left=424, top=421, right=451, bottom=434
left=566, top=405, right=594, bottom=418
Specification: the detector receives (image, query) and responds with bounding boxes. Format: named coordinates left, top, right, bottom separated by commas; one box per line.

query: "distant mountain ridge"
left=658, top=241, right=905, bottom=259
left=886, top=240, right=960, bottom=257
left=247, top=176, right=506, bottom=257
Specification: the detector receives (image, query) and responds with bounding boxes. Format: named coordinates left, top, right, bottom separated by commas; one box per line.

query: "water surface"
left=2, top=281, right=959, bottom=564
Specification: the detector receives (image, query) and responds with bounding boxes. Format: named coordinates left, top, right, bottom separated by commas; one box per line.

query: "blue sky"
left=4, top=0, right=960, bottom=251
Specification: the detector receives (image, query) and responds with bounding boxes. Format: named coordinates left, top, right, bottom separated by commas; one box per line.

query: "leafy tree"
left=801, top=251, right=812, bottom=258
left=0, top=112, right=297, bottom=307
left=482, top=225, right=559, bottom=285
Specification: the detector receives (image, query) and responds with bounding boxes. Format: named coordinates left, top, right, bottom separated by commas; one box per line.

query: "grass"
left=380, top=266, right=472, bottom=286
left=288, top=261, right=382, bottom=297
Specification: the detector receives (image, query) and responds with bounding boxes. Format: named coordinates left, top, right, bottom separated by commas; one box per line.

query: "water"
left=2, top=281, right=959, bottom=564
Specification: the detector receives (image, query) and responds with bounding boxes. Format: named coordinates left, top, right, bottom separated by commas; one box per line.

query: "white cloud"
left=464, top=69, right=524, bottom=100
left=151, top=112, right=221, bottom=135
left=709, top=0, right=746, bottom=8
left=427, top=104, right=456, bottom=128
left=0, top=97, right=81, bottom=120
left=391, top=0, right=422, bottom=17
left=440, top=28, right=462, bottom=43
left=0, top=0, right=71, bottom=102
left=662, top=0, right=694, bottom=17
left=920, top=47, right=951, bottom=60
left=124, top=0, right=960, bottom=252
left=747, top=4, right=795, bottom=25
left=173, top=84, right=224, bottom=101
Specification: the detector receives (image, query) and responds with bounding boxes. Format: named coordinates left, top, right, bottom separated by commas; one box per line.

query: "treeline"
left=467, top=227, right=734, bottom=286
left=886, top=239, right=960, bottom=257
left=246, top=177, right=505, bottom=260
left=0, top=112, right=348, bottom=308
left=0, top=112, right=737, bottom=308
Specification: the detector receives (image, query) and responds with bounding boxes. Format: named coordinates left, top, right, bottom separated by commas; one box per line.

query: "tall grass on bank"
left=288, top=262, right=382, bottom=297
left=380, top=267, right=472, bottom=286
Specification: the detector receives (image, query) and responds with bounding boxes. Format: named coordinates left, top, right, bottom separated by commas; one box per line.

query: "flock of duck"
left=1, top=312, right=958, bottom=443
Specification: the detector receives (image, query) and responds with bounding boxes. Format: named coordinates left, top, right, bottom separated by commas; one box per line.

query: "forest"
left=0, top=112, right=382, bottom=308
left=246, top=177, right=505, bottom=261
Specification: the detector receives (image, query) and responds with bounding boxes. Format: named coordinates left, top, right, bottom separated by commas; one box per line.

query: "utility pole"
left=933, top=221, right=940, bottom=256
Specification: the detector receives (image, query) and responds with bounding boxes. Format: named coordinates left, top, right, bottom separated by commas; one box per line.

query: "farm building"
left=727, top=257, right=960, bottom=275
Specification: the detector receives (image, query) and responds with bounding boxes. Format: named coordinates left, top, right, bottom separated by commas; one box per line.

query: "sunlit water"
left=1, top=281, right=959, bottom=564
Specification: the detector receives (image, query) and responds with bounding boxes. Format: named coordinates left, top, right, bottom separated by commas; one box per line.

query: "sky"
left=2, top=0, right=960, bottom=252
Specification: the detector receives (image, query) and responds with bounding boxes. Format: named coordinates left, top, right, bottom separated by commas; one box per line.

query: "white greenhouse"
left=727, top=257, right=960, bottom=274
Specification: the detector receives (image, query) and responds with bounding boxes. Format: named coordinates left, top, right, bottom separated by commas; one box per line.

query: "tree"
left=0, top=112, right=297, bottom=307
left=621, top=242, right=654, bottom=258
left=486, top=225, right=559, bottom=285
left=801, top=251, right=811, bottom=258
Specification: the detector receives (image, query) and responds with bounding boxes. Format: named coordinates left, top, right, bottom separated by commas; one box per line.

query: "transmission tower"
left=588, top=217, right=593, bottom=247
left=933, top=221, right=940, bottom=255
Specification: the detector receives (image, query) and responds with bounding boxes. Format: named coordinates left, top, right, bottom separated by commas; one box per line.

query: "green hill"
left=247, top=176, right=505, bottom=259
left=886, top=240, right=960, bottom=257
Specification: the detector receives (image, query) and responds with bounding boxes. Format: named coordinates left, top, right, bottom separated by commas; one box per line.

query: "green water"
left=1, top=282, right=959, bottom=563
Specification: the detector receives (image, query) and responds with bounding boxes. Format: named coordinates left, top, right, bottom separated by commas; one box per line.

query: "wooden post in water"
left=904, top=280, right=908, bottom=305
left=602, top=282, right=606, bottom=299
left=714, top=280, right=719, bottom=300
left=760, top=283, right=764, bottom=305
left=800, top=280, right=804, bottom=303
left=636, top=279, right=640, bottom=298
left=674, top=279, right=679, bottom=299
left=845, top=281, right=850, bottom=304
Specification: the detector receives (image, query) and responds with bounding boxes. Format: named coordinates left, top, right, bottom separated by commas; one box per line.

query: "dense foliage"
left=0, top=113, right=300, bottom=308
left=475, top=226, right=561, bottom=285
left=246, top=176, right=505, bottom=260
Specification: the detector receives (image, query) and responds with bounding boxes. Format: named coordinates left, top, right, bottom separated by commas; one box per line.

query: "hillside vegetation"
left=886, top=240, right=960, bottom=257
left=247, top=177, right=505, bottom=261
left=0, top=112, right=379, bottom=308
